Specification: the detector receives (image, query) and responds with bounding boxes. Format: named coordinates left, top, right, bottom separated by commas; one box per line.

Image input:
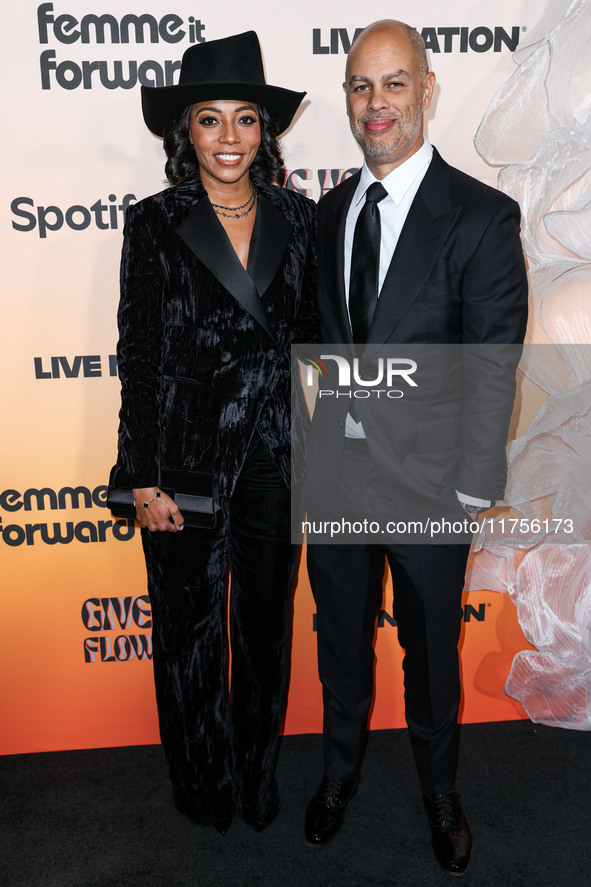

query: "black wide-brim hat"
left=141, top=31, right=306, bottom=136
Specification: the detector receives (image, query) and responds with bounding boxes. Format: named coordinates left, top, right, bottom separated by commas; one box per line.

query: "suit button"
left=266, top=349, right=278, bottom=361
left=220, top=351, right=231, bottom=363
left=337, top=420, right=344, bottom=428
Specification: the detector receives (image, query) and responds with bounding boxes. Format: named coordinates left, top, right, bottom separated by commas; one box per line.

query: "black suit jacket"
left=305, top=148, right=528, bottom=518
left=114, top=174, right=318, bottom=498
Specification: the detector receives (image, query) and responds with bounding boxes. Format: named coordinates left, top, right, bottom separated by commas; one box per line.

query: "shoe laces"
left=429, top=792, right=462, bottom=828
left=316, top=777, right=349, bottom=807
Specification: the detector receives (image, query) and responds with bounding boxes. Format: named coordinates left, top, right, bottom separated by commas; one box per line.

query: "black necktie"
left=349, top=181, right=388, bottom=343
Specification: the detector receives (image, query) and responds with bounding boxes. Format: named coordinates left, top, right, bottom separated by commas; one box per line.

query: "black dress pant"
left=142, top=437, right=297, bottom=830
left=307, top=439, right=471, bottom=794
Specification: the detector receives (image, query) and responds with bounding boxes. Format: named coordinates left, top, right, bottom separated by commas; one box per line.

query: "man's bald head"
left=346, top=20, right=429, bottom=83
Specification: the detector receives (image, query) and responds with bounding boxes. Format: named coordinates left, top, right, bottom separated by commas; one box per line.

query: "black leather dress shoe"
left=305, top=776, right=357, bottom=847
left=423, top=791, right=472, bottom=876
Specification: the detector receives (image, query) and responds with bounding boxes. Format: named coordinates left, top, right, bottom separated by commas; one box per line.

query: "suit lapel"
left=175, top=195, right=278, bottom=342
left=323, top=173, right=359, bottom=343
left=368, top=150, right=460, bottom=344
left=247, top=193, right=292, bottom=299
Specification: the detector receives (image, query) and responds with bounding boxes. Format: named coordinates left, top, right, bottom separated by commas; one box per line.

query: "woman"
left=113, top=31, right=318, bottom=834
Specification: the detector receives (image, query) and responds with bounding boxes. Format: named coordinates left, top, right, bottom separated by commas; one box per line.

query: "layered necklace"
left=210, top=187, right=257, bottom=219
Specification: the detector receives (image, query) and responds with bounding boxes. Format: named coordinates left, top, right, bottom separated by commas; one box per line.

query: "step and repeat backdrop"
left=2, top=0, right=551, bottom=754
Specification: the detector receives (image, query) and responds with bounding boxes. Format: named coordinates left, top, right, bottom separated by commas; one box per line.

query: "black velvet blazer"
left=114, top=174, right=318, bottom=498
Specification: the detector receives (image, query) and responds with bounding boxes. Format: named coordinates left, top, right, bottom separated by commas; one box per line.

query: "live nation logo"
left=312, top=25, right=523, bottom=54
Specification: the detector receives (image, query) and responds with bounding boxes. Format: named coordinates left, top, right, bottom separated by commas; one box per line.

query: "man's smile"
left=363, top=118, right=397, bottom=134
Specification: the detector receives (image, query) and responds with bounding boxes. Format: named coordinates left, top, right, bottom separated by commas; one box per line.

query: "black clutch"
left=107, top=466, right=220, bottom=528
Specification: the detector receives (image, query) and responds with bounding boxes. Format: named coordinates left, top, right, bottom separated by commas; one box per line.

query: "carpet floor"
left=2, top=720, right=590, bottom=887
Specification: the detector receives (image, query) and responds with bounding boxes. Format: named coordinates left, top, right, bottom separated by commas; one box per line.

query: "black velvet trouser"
left=141, top=438, right=297, bottom=830
left=307, top=440, right=471, bottom=795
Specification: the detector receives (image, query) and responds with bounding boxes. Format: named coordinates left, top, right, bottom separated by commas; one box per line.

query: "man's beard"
left=349, top=112, right=422, bottom=165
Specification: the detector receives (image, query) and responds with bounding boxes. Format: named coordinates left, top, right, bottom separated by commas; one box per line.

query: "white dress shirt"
left=344, top=138, right=434, bottom=310
left=344, top=139, right=433, bottom=438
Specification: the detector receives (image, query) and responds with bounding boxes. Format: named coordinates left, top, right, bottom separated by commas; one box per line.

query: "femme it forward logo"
left=37, top=3, right=206, bottom=90
left=302, top=353, right=418, bottom=400
left=0, top=483, right=135, bottom=548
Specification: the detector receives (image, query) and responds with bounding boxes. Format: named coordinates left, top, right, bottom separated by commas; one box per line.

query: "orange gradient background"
left=1, top=0, right=546, bottom=755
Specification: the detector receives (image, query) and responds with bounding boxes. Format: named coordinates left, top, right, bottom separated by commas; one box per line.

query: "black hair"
left=162, top=104, right=286, bottom=186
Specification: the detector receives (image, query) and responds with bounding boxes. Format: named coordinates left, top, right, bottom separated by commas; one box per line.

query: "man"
left=303, top=20, right=528, bottom=875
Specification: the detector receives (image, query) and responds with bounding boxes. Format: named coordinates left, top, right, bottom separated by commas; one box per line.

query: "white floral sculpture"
left=468, top=0, right=591, bottom=729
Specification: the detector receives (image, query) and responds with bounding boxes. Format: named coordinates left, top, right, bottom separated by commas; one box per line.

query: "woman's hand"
left=132, top=487, right=184, bottom=532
